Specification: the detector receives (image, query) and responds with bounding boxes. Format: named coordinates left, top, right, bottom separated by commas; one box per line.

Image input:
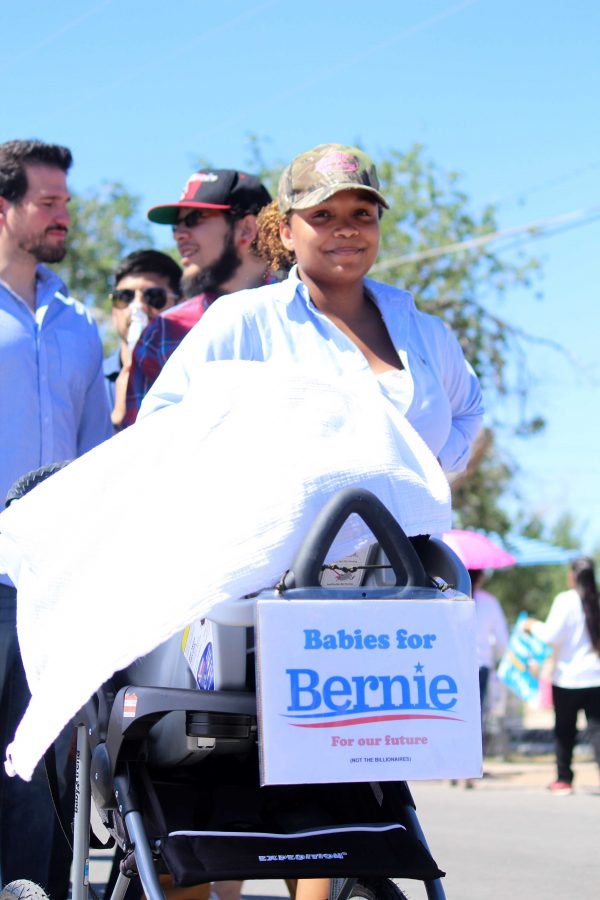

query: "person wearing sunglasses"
left=104, top=249, right=182, bottom=430
left=120, top=169, right=272, bottom=428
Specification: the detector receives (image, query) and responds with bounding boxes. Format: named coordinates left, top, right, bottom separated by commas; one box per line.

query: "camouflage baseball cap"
left=278, top=144, right=389, bottom=213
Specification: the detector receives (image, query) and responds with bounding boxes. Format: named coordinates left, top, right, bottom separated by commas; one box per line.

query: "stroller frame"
left=69, top=488, right=471, bottom=900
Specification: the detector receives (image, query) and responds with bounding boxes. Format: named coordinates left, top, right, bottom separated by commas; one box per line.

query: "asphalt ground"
left=87, top=753, right=599, bottom=898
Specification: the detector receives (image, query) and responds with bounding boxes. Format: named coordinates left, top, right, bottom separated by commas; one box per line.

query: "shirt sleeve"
left=139, top=296, right=257, bottom=420
left=436, top=326, right=484, bottom=473
left=534, top=593, right=571, bottom=648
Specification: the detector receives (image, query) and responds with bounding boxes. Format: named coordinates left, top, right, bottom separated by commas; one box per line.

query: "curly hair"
left=256, top=200, right=296, bottom=275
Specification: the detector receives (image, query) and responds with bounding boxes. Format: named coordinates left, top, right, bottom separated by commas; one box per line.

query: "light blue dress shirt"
left=0, top=265, right=112, bottom=582
left=140, top=266, right=484, bottom=474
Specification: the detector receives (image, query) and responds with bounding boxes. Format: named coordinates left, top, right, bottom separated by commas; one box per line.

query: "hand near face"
left=111, top=352, right=132, bottom=428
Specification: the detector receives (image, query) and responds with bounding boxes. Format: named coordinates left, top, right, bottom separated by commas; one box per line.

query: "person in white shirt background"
left=526, top=557, right=600, bottom=795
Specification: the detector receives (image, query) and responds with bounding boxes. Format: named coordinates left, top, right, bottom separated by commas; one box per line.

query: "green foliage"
left=243, top=134, right=283, bottom=198
left=452, top=438, right=514, bottom=534
left=487, top=563, right=568, bottom=626
left=51, top=182, right=154, bottom=315
left=373, top=146, right=540, bottom=401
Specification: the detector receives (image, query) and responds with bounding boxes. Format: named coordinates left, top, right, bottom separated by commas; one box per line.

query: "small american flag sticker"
left=123, top=691, right=138, bottom=718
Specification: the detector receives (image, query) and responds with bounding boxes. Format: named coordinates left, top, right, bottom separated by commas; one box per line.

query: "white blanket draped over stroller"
left=0, top=362, right=451, bottom=781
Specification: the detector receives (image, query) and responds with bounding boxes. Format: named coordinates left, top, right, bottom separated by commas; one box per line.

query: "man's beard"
left=21, top=230, right=68, bottom=264
left=181, top=225, right=242, bottom=299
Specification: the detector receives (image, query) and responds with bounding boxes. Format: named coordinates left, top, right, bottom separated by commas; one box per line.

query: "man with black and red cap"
left=122, top=168, right=272, bottom=426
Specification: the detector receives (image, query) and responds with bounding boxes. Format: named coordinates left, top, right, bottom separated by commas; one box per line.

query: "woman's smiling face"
left=279, top=189, right=381, bottom=289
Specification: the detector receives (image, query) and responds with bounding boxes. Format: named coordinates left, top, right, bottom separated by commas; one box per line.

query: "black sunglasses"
left=172, top=209, right=224, bottom=232
left=110, top=287, right=177, bottom=310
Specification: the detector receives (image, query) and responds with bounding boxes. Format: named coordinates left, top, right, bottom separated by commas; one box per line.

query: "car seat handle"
left=284, top=488, right=428, bottom=589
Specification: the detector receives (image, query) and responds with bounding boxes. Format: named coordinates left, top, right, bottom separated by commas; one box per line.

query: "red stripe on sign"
left=290, top=713, right=461, bottom=728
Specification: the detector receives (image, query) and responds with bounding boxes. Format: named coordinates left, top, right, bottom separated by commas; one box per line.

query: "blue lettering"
left=352, top=674, right=380, bottom=709
left=429, top=675, right=457, bottom=710
left=286, top=670, right=458, bottom=713
left=303, top=630, right=322, bottom=649
left=322, top=676, right=352, bottom=710
left=287, top=669, right=320, bottom=710
left=395, top=629, right=437, bottom=650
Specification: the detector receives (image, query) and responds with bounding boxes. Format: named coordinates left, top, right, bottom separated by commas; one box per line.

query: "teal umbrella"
left=500, top=533, right=579, bottom=568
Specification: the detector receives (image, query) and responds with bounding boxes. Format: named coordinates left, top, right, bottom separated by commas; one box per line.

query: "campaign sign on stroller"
left=256, top=597, right=482, bottom=785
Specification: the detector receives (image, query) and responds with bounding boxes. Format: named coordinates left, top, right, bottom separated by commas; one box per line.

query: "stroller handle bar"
left=284, top=488, right=428, bottom=589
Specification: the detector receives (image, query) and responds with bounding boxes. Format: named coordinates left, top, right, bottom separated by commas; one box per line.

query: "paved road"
left=395, top=777, right=599, bottom=899
left=88, top=760, right=599, bottom=900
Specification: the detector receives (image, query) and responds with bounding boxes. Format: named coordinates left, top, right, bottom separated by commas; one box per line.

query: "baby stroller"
left=5, top=478, right=472, bottom=900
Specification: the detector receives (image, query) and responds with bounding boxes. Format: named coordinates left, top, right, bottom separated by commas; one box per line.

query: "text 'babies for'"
left=285, top=627, right=458, bottom=718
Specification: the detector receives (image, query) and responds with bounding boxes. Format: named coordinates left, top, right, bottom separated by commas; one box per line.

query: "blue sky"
left=3, top=0, right=599, bottom=549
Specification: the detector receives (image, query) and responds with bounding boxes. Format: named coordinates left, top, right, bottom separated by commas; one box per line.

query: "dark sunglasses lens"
left=173, top=210, right=202, bottom=231
left=111, top=289, right=134, bottom=307
left=144, top=288, right=168, bottom=309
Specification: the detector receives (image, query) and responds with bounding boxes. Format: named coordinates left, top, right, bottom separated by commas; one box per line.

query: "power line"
left=371, top=203, right=600, bottom=272
left=204, top=0, right=481, bottom=139
left=0, top=0, right=117, bottom=76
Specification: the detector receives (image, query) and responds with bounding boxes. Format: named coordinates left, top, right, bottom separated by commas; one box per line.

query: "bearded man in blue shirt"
left=0, top=140, right=112, bottom=893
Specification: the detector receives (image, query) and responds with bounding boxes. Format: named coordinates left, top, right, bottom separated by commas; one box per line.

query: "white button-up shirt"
left=141, top=267, right=483, bottom=473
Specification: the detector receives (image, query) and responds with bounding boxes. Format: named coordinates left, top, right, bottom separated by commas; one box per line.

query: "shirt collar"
left=279, top=266, right=412, bottom=351
left=35, top=264, right=69, bottom=302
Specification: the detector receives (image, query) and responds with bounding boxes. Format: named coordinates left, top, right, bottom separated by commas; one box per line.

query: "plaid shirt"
left=123, top=272, right=276, bottom=428
left=122, top=292, right=217, bottom=427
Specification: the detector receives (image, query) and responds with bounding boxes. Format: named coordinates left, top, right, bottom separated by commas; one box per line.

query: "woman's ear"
left=279, top=218, right=294, bottom=252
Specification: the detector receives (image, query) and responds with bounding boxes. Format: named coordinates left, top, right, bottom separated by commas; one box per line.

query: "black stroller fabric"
left=141, top=755, right=443, bottom=886
left=161, top=823, right=440, bottom=885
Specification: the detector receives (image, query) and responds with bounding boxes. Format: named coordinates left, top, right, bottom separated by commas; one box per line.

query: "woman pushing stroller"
left=136, top=143, right=483, bottom=900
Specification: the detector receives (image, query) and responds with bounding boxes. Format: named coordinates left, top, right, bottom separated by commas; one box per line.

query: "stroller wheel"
left=0, top=882, right=50, bottom=900
left=341, top=879, right=409, bottom=900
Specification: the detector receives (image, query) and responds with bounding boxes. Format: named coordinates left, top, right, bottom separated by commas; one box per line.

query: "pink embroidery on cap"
left=315, top=151, right=359, bottom=175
